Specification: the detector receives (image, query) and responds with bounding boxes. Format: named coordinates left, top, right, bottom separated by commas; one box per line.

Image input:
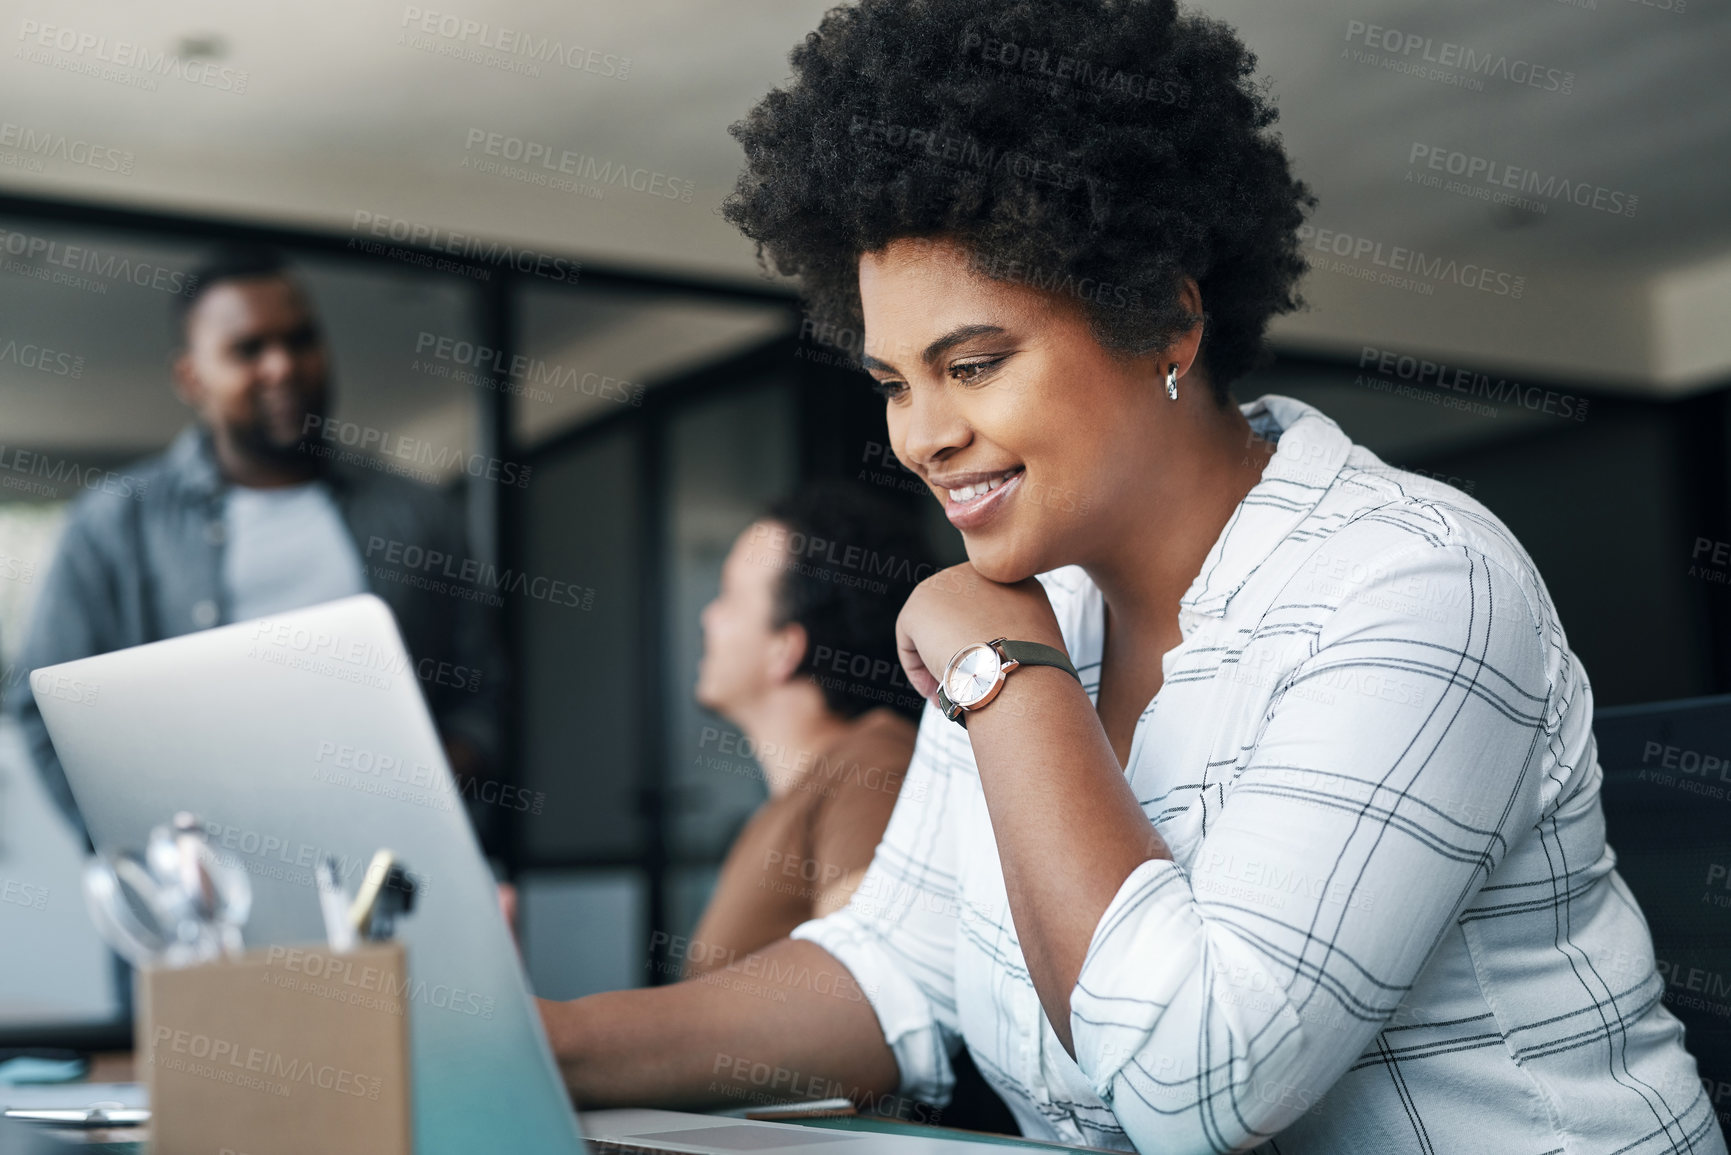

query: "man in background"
left=3, top=246, right=506, bottom=850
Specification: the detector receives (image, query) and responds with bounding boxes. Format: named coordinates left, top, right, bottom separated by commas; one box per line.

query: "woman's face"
left=860, top=237, right=1181, bottom=583
left=695, top=520, right=795, bottom=716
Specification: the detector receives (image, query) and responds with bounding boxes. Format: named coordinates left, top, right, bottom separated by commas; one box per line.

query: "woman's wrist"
left=896, top=564, right=1065, bottom=704
left=962, top=661, right=1092, bottom=732
left=537, top=996, right=579, bottom=1064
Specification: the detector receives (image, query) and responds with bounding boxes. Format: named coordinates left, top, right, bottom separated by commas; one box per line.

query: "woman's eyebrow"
left=860, top=323, right=1010, bottom=373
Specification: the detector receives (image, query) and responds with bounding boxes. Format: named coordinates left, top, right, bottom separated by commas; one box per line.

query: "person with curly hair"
left=542, top=2, right=1721, bottom=1151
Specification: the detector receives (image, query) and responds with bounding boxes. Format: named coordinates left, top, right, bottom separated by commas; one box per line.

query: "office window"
left=518, top=422, right=645, bottom=864
left=662, top=381, right=797, bottom=865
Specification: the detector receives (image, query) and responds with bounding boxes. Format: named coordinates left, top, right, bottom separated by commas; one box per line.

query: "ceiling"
left=0, top=0, right=1727, bottom=410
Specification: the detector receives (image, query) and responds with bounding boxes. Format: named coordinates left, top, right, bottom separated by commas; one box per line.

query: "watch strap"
left=993, top=639, right=1081, bottom=683
left=936, top=684, right=964, bottom=723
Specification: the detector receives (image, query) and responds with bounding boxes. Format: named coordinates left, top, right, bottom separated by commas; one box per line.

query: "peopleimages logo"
left=1341, top=20, right=1575, bottom=94
left=15, top=21, right=250, bottom=94
left=399, top=6, right=630, bottom=79
left=363, top=536, right=596, bottom=611
left=0, top=226, right=194, bottom=296
left=413, top=332, right=643, bottom=407
left=0, top=120, right=133, bottom=174
left=748, top=521, right=937, bottom=586
left=957, top=31, right=1190, bottom=106
left=0, top=552, right=37, bottom=585
left=149, top=1025, right=381, bottom=1099
left=0, top=337, right=83, bottom=378
left=462, top=129, right=694, bottom=203
left=1358, top=345, right=1589, bottom=422
left=0, top=877, right=49, bottom=911
left=349, top=211, right=579, bottom=283
left=0, top=444, right=150, bottom=501
left=1297, top=224, right=1526, bottom=299
left=1407, top=144, right=1637, bottom=218
left=849, top=117, right=1097, bottom=197
left=300, top=414, right=533, bottom=489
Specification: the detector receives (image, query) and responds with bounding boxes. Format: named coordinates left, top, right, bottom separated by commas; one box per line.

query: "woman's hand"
left=894, top=562, right=1067, bottom=704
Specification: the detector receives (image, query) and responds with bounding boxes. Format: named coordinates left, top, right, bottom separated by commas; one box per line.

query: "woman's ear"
left=768, top=621, right=811, bottom=686
left=1171, top=275, right=1206, bottom=379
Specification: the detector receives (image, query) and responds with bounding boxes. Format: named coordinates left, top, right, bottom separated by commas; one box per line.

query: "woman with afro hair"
left=542, top=2, right=1721, bottom=1151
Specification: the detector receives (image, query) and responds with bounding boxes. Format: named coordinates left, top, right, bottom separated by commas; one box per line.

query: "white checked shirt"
left=791, top=394, right=1725, bottom=1154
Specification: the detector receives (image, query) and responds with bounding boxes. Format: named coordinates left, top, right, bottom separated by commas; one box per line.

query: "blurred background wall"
left=0, top=0, right=1727, bottom=1039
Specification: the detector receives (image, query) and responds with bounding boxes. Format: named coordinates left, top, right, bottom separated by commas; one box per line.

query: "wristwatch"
left=935, top=637, right=1081, bottom=727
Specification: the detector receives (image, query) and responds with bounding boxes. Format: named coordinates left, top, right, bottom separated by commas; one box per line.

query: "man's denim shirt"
left=3, top=425, right=504, bottom=836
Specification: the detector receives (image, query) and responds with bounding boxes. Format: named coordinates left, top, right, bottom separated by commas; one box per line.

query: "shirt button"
left=191, top=600, right=218, bottom=628
left=205, top=521, right=225, bottom=545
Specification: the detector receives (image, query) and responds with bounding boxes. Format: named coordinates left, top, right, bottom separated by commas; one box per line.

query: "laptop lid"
left=31, top=594, right=584, bottom=1154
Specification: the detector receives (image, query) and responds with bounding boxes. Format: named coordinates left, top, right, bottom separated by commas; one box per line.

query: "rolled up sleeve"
left=1070, top=544, right=1552, bottom=1152
left=790, top=701, right=965, bottom=1107
left=5, top=504, right=129, bottom=838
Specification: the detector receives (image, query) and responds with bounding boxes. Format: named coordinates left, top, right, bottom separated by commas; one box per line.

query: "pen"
left=348, top=850, right=396, bottom=941
left=316, top=857, right=356, bottom=951
left=366, top=864, right=417, bottom=942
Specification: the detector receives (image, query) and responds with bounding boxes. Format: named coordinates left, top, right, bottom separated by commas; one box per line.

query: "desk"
left=77, top=1057, right=131, bottom=1087
left=772, top=1116, right=1115, bottom=1151
left=27, top=1057, right=1116, bottom=1154
left=583, top=1109, right=1123, bottom=1154
left=0, top=1055, right=144, bottom=1152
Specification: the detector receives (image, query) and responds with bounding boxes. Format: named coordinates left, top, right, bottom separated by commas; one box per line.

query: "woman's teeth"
left=948, top=470, right=1020, bottom=502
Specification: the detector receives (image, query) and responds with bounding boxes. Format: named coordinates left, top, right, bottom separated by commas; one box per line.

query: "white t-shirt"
left=222, top=481, right=368, bottom=622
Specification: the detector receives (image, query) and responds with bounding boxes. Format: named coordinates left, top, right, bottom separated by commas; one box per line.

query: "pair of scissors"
left=81, top=812, right=251, bottom=969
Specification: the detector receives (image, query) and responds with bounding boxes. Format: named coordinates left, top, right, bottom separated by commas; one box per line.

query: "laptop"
left=32, top=596, right=1057, bottom=1155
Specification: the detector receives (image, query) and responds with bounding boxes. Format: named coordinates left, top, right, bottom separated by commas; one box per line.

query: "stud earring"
left=1165, top=363, right=1179, bottom=401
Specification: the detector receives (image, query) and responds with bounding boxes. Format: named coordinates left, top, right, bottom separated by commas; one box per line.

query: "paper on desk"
left=0, top=1084, right=145, bottom=1111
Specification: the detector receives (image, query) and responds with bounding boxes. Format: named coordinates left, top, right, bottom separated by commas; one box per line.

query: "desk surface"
left=775, top=1116, right=1113, bottom=1151
left=79, top=1056, right=132, bottom=1086
left=582, top=1109, right=1122, bottom=1154
left=36, top=1056, right=1114, bottom=1154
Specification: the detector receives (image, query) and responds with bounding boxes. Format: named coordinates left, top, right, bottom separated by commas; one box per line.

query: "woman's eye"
left=950, top=357, right=1004, bottom=383
left=871, top=378, right=908, bottom=400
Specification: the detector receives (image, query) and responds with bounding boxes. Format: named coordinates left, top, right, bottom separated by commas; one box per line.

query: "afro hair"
left=722, top=0, right=1316, bottom=402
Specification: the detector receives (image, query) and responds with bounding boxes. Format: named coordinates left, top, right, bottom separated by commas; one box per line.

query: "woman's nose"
left=896, top=384, right=969, bottom=470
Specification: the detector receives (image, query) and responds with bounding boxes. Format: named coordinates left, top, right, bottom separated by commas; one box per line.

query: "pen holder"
left=138, top=941, right=413, bottom=1155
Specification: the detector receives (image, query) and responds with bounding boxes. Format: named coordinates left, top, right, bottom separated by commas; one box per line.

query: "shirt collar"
left=1179, top=393, right=1353, bottom=620
left=165, top=425, right=224, bottom=499
left=164, top=424, right=347, bottom=501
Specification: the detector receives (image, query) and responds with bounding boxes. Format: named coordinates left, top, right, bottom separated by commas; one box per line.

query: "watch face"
left=944, top=643, right=1002, bottom=708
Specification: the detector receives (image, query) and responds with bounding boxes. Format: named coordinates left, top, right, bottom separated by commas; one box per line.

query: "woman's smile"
left=933, top=465, right=1026, bottom=530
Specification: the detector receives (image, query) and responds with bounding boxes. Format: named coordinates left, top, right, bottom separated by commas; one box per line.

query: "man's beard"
left=230, top=411, right=324, bottom=471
